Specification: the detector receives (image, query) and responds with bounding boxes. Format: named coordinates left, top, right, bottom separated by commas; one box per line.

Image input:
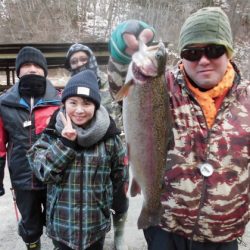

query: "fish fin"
left=124, top=62, right=134, bottom=83
left=137, top=203, right=163, bottom=230
left=130, top=178, right=141, bottom=197
left=115, top=61, right=135, bottom=102
left=114, top=80, right=133, bottom=102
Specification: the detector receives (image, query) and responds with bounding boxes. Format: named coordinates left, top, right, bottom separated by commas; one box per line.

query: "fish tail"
left=137, top=204, right=163, bottom=230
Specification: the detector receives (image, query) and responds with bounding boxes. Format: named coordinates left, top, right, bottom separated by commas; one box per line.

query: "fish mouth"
left=131, top=41, right=167, bottom=83
left=142, top=57, right=158, bottom=76
left=132, top=62, right=153, bottom=83
left=145, top=43, right=166, bottom=76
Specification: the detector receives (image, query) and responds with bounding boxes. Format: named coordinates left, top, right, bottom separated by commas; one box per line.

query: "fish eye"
left=155, top=52, right=162, bottom=59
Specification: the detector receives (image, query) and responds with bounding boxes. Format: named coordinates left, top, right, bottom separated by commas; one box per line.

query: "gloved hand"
left=0, top=185, right=5, bottom=196
left=109, top=19, right=155, bottom=64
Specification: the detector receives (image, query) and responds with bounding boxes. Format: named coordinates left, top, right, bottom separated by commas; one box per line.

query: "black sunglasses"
left=181, top=45, right=226, bottom=62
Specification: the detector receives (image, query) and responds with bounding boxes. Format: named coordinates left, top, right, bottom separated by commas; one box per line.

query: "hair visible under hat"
left=178, top=7, right=234, bottom=58
left=15, top=46, right=48, bottom=77
left=62, top=69, right=101, bottom=108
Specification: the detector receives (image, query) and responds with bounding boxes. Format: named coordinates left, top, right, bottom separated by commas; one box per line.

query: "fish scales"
left=123, top=66, right=171, bottom=229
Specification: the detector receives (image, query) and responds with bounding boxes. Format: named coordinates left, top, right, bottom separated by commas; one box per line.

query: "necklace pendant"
left=198, top=163, right=214, bottom=177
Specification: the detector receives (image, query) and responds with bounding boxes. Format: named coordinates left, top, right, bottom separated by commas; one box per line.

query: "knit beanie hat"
left=15, top=46, right=48, bottom=77
left=62, top=69, right=101, bottom=108
left=178, top=7, right=234, bottom=58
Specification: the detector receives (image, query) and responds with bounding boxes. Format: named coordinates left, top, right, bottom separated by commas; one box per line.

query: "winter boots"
left=25, top=239, right=41, bottom=250
left=113, top=212, right=128, bottom=250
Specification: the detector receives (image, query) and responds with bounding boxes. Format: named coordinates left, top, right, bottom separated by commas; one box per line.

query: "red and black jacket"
left=0, top=80, right=60, bottom=190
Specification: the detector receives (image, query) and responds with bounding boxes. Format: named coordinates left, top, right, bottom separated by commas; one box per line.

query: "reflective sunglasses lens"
left=181, top=45, right=226, bottom=61
left=181, top=48, right=203, bottom=61
left=205, top=45, right=226, bottom=59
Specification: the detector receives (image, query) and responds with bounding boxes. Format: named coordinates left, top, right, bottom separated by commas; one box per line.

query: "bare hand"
left=59, top=112, right=77, bottom=141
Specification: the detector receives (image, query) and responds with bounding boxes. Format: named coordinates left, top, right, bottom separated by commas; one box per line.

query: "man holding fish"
left=108, top=7, right=250, bottom=250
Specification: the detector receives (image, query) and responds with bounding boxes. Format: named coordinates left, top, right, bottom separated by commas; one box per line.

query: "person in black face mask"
left=65, top=43, right=100, bottom=78
left=0, top=46, right=61, bottom=250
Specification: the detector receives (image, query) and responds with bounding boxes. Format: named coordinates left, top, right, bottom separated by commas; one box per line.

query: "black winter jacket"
left=0, top=80, right=61, bottom=190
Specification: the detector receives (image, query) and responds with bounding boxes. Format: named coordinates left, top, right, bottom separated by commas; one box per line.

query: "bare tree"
left=0, top=0, right=248, bottom=78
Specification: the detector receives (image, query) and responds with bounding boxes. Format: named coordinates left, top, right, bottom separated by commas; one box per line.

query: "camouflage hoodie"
left=161, top=63, right=250, bottom=242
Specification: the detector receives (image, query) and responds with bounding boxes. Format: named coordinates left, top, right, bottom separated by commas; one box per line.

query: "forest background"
left=0, top=0, right=249, bottom=79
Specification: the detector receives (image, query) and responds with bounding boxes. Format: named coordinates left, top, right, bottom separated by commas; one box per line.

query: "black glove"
left=0, top=186, right=5, bottom=196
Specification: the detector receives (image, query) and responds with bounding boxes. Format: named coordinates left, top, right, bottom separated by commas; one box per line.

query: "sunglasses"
left=180, top=45, right=226, bottom=62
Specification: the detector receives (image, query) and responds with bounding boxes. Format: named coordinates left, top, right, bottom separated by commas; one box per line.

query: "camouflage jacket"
left=161, top=63, right=250, bottom=242
left=99, top=70, right=124, bottom=135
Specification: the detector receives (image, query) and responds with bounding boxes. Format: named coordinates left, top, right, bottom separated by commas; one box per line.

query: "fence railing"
left=0, top=42, right=110, bottom=88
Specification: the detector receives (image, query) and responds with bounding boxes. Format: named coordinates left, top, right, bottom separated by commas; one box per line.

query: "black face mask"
left=71, top=65, right=88, bottom=76
left=18, top=74, right=46, bottom=97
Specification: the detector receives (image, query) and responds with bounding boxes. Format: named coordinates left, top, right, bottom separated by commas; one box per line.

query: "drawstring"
left=189, top=177, right=207, bottom=250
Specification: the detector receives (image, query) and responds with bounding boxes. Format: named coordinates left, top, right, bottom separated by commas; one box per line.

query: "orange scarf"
left=180, top=63, right=235, bottom=128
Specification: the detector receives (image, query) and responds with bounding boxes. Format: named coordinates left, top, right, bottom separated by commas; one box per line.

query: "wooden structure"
left=0, top=42, right=109, bottom=88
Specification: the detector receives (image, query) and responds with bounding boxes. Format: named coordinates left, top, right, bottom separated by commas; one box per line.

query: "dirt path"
left=0, top=168, right=147, bottom=250
left=0, top=168, right=249, bottom=250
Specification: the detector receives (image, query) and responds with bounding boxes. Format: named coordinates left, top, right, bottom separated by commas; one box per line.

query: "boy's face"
left=70, top=51, right=89, bottom=71
left=19, top=63, right=45, bottom=77
left=64, top=96, right=95, bottom=127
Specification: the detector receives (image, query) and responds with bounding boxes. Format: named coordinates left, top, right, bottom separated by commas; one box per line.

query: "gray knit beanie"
left=62, top=69, right=101, bottom=108
left=15, top=46, right=48, bottom=77
left=178, top=7, right=234, bottom=58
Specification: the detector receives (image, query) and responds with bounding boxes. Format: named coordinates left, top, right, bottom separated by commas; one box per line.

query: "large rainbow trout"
left=116, top=41, right=172, bottom=229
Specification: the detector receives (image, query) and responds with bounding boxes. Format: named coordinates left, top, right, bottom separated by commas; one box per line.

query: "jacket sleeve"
left=27, top=133, right=76, bottom=184
left=0, top=116, right=8, bottom=196
left=107, top=56, right=129, bottom=100
left=110, top=135, right=129, bottom=214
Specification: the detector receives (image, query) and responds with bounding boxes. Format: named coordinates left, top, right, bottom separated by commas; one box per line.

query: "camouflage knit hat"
left=178, top=7, right=234, bottom=58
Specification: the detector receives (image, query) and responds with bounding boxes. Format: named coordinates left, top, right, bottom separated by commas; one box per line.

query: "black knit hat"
left=62, top=69, right=101, bottom=108
left=15, top=46, right=48, bottom=77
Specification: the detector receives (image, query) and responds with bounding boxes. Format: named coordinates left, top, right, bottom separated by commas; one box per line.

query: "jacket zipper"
left=30, top=97, right=35, bottom=189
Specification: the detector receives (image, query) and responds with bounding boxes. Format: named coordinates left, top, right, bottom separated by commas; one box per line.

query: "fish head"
left=132, top=40, right=167, bottom=79
left=115, top=41, right=167, bottom=101
left=155, top=41, right=167, bottom=75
